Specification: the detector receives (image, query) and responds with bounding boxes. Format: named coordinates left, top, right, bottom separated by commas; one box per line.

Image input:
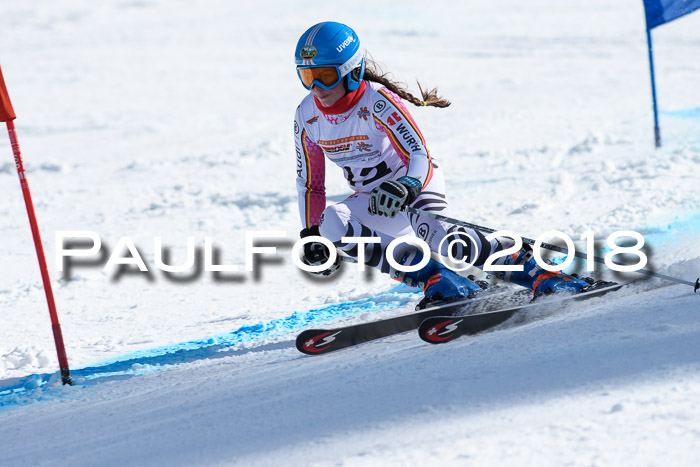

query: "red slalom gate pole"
left=1, top=64, right=72, bottom=385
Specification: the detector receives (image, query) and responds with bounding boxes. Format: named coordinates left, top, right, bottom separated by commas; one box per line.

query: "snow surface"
left=1, top=0, right=699, bottom=465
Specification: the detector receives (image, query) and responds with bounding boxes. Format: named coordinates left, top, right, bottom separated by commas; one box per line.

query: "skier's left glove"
left=299, top=225, right=341, bottom=276
left=368, top=176, right=422, bottom=218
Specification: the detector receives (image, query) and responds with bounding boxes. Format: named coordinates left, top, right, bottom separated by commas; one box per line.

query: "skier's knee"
left=319, top=204, right=351, bottom=243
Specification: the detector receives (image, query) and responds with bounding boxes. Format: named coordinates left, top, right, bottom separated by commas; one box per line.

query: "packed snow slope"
left=1, top=0, right=699, bottom=465
left=1, top=283, right=700, bottom=466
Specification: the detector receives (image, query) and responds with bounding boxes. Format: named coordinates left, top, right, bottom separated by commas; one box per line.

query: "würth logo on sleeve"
left=395, top=123, right=421, bottom=152
left=386, top=112, right=402, bottom=126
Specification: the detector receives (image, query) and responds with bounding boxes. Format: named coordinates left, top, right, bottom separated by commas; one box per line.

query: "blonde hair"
left=362, top=54, right=451, bottom=108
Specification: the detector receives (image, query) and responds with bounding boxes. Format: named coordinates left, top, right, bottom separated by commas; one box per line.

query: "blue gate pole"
left=645, top=26, right=662, bottom=148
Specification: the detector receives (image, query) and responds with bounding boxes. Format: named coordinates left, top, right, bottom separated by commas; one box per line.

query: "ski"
left=418, top=282, right=625, bottom=344
left=295, top=287, right=531, bottom=355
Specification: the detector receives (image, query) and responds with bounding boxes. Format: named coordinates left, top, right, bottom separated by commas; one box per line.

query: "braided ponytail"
left=362, top=54, right=451, bottom=108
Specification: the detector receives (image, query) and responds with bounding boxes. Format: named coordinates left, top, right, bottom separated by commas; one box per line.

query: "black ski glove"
left=299, top=225, right=340, bottom=276
left=368, top=176, right=422, bottom=218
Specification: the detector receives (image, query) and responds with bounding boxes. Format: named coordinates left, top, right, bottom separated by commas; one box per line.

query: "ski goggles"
left=297, top=65, right=344, bottom=90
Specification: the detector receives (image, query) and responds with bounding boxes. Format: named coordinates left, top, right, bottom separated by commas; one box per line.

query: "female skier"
left=294, top=21, right=593, bottom=306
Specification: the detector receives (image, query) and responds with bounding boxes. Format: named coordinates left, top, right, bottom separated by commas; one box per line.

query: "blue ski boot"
left=499, top=245, right=593, bottom=297
left=391, top=248, right=483, bottom=309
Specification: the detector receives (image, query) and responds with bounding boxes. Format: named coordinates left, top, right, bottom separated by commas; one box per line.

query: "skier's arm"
left=294, top=108, right=326, bottom=229
left=372, top=87, right=434, bottom=188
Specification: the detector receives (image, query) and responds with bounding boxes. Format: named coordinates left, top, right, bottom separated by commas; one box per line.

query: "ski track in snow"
left=1, top=0, right=699, bottom=464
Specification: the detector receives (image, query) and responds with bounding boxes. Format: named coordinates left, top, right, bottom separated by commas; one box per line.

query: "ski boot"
left=391, top=248, right=483, bottom=309
left=418, top=268, right=487, bottom=309
left=499, top=245, right=610, bottom=298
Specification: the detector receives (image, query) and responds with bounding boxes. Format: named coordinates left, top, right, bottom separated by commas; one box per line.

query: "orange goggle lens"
left=297, top=66, right=342, bottom=89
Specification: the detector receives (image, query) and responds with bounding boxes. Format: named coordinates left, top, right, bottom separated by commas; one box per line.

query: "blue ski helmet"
left=294, top=22, right=365, bottom=91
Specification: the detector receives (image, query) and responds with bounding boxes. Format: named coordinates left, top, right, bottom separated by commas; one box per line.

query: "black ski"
left=295, top=287, right=531, bottom=355
left=418, top=282, right=624, bottom=344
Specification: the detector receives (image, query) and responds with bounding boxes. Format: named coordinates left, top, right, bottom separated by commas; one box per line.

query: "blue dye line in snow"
left=639, top=211, right=700, bottom=248
left=0, top=285, right=418, bottom=408
left=661, top=107, right=700, bottom=119
left=4, top=211, right=699, bottom=408
left=545, top=211, right=700, bottom=270
left=91, top=283, right=417, bottom=367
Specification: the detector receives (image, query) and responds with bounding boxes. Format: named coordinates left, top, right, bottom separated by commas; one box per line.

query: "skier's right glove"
left=299, top=225, right=341, bottom=276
